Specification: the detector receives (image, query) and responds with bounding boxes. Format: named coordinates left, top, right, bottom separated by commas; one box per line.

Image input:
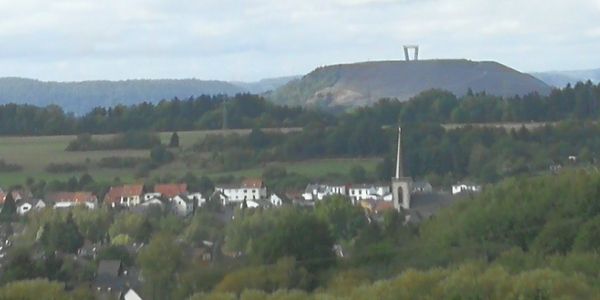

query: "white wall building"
left=17, top=199, right=46, bottom=215
left=171, top=195, right=195, bottom=216
left=216, top=179, right=267, bottom=204
left=348, top=184, right=390, bottom=203
left=302, top=184, right=347, bottom=201
left=104, top=185, right=144, bottom=207
left=452, top=183, right=482, bottom=195
left=144, top=193, right=161, bottom=201
left=269, top=194, right=284, bottom=206
left=49, top=192, right=98, bottom=210
left=189, top=192, right=206, bottom=208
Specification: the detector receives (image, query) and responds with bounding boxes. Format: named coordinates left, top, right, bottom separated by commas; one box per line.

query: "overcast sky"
left=0, top=0, right=599, bottom=82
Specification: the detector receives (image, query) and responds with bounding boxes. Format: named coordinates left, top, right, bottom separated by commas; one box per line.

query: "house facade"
left=16, top=199, right=46, bottom=215
left=451, top=182, right=482, bottom=195
left=0, top=189, right=33, bottom=205
left=302, top=184, right=347, bottom=201
left=216, top=178, right=267, bottom=203
left=154, top=183, right=188, bottom=200
left=48, top=192, right=98, bottom=209
left=187, top=192, right=206, bottom=208
left=171, top=195, right=196, bottom=216
left=348, top=184, right=390, bottom=203
left=412, top=180, right=433, bottom=193
left=269, top=193, right=284, bottom=206
left=104, top=185, right=144, bottom=207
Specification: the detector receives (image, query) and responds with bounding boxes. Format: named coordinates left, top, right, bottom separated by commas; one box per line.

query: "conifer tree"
left=169, top=132, right=180, bottom=148
left=0, top=191, right=17, bottom=222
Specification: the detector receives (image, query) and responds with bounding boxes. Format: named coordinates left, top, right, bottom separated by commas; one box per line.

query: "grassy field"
left=210, top=158, right=381, bottom=179
left=0, top=128, right=376, bottom=187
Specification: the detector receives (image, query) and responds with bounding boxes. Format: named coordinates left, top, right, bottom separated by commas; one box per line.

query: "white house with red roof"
left=48, top=192, right=98, bottom=209
left=154, top=183, right=188, bottom=200
left=104, top=184, right=144, bottom=207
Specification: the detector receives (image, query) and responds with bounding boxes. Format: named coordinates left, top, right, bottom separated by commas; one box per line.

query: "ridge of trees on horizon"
left=0, top=81, right=599, bottom=136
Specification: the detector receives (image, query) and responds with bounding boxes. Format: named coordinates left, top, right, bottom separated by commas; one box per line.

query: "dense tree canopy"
left=0, top=94, right=333, bottom=135
left=1, top=81, right=599, bottom=136
left=225, top=208, right=335, bottom=271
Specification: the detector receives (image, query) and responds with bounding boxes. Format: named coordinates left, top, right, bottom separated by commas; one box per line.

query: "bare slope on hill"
left=269, top=59, right=552, bottom=108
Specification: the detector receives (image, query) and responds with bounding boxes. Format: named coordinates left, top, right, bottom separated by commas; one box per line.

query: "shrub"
left=98, top=156, right=145, bottom=169
left=45, top=163, right=87, bottom=173
left=66, top=131, right=161, bottom=151
left=0, top=159, right=22, bottom=172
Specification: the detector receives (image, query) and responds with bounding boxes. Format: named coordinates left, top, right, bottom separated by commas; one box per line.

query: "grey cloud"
left=0, top=0, right=598, bottom=81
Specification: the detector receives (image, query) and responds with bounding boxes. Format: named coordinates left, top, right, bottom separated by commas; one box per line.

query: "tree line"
left=0, top=94, right=333, bottom=135
left=1, top=81, right=600, bottom=136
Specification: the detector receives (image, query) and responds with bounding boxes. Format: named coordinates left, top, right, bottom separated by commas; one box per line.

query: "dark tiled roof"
left=97, top=260, right=121, bottom=277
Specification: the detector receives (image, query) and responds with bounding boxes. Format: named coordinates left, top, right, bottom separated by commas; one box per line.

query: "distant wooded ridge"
left=0, top=60, right=597, bottom=115
left=0, top=76, right=300, bottom=115
left=0, top=81, right=599, bottom=136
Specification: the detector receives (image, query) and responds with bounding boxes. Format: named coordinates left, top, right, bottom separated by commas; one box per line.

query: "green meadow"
left=0, top=129, right=379, bottom=187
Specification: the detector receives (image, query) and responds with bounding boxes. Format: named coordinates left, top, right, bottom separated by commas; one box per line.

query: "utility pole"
left=222, top=99, right=228, bottom=130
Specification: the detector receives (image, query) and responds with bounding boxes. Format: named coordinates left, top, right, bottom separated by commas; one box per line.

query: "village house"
left=302, top=184, right=347, bottom=201
left=211, top=190, right=229, bottom=206
left=104, top=184, right=144, bottom=207
left=0, top=188, right=33, bottom=204
left=154, top=183, right=188, bottom=200
left=48, top=192, right=98, bottom=209
left=216, top=178, right=267, bottom=204
left=143, top=192, right=161, bottom=202
left=131, top=197, right=165, bottom=214
left=171, top=195, right=197, bottom=216
left=412, top=180, right=433, bottom=194
left=451, top=182, right=482, bottom=195
left=189, top=192, right=206, bottom=207
left=348, top=184, right=390, bottom=204
left=16, top=198, right=46, bottom=215
left=269, top=193, right=284, bottom=206
left=240, top=199, right=261, bottom=209
left=94, top=259, right=142, bottom=300
left=10, top=189, right=33, bottom=202
left=0, top=188, right=44, bottom=216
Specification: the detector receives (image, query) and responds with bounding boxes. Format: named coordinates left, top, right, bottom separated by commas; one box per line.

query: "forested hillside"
left=182, top=170, right=600, bottom=299
left=0, top=76, right=300, bottom=114
left=1, top=81, right=599, bottom=136
left=3, top=171, right=600, bottom=299
left=0, top=94, right=333, bottom=135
